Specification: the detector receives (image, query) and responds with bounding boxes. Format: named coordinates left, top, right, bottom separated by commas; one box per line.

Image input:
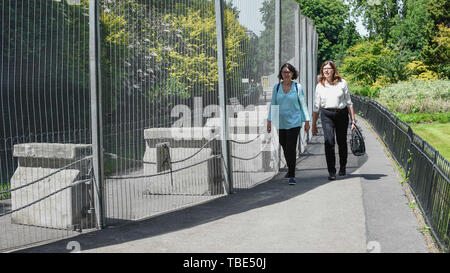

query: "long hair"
left=277, top=63, right=298, bottom=81
left=318, top=60, right=342, bottom=86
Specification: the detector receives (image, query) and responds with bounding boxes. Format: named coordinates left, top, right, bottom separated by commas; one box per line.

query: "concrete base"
left=10, top=143, right=92, bottom=230
left=10, top=168, right=90, bottom=230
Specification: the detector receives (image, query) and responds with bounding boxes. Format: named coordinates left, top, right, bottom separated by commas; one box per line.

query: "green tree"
left=341, top=39, right=402, bottom=86
left=389, top=0, right=432, bottom=54
left=422, top=24, right=450, bottom=78
left=349, top=0, right=400, bottom=43
left=256, top=0, right=276, bottom=75
left=425, top=0, right=450, bottom=26
left=421, top=0, right=450, bottom=78
left=295, top=0, right=360, bottom=65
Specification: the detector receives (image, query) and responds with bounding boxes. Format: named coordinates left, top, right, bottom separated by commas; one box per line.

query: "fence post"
left=275, top=0, right=281, bottom=75
left=215, top=0, right=233, bottom=194
left=89, top=0, right=105, bottom=229
left=275, top=0, right=281, bottom=171
left=405, top=126, right=414, bottom=180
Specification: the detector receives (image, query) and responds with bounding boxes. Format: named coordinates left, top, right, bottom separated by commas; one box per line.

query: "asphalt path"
left=16, top=117, right=432, bottom=253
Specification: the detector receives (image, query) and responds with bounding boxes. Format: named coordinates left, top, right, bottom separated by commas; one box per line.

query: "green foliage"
left=349, top=0, right=400, bottom=43
left=352, top=79, right=450, bottom=122
left=342, top=39, right=396, bottom=86
left=405, top=61, right=441, bottom=80
left=425, top=0, right=450, bottom=26
left=346, top=0, right=449, bottom=82
left=377, top=79, right=450, bottom=116
left=168, top=7, right=220, bottom=94
left=389, top=0, right=432, bottom=54
left=0, top=0, right=91, bottom=137
left=295, top=0, right=360, bottom=65
left=378, top=79, right=450, bottom=101
left=0, top=183, right=10, bottom=200
left=351, top=85, right=380, bottom=98
left=395, top=112, right=450, bottom=123
left=422, top=24, right=450, bottom=79
left=97, top=0, right=252, bottom=123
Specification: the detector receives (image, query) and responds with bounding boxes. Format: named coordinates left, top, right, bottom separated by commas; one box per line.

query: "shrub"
left=378, top=79, right=450, bottom=101
left=405, top=61, right=441, bottom=81
left=377, top=79, right=450, bottom=114
left=351, top=85, right=380, bottom=98
left=342, top=39, right=409, bottom=86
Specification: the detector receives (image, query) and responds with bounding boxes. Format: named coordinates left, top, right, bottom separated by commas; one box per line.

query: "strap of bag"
left=353, top=124, right=363, bottom=136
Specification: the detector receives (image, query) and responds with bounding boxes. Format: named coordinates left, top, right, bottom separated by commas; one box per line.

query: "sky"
left=355, top=18, right=369, bottom=36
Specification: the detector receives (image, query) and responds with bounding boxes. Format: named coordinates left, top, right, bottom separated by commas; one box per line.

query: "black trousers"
left=320, top=108, right=349, bottom=175
left=278, top=126, right=301, bottom=178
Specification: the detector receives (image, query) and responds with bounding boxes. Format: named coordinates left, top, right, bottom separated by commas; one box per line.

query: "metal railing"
left=352, top=94, right=450, bottom=252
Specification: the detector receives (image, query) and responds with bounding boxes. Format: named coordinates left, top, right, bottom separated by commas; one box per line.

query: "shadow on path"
left=16, top=131, right=383, bottom=253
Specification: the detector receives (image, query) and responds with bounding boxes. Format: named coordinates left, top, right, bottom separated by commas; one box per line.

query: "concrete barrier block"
left=144, top=127, right=217, bottom=141
left=144, top=127, right=220, bottom=153
left=205, top=117, right=265, bottom=135
left=10, top=143, right=92, bottom=230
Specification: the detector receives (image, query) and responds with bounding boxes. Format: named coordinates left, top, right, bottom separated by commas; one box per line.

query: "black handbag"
left=350, top=124, right=365, bottom=156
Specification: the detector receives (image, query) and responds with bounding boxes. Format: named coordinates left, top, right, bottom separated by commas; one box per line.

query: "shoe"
left=284, top=172, right=290, bottom=179
left=288, top=177, right=296, bottom=185
left=339, top=169, right=346, bottom=176
left=328, top=173, right=336, bottom=180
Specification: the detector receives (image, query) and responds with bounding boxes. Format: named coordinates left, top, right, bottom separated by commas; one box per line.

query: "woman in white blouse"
left=311, top=61, right=356, bottom=180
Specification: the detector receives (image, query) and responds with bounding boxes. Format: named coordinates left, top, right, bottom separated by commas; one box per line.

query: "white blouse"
left=313, top=79, right=353, bottom=112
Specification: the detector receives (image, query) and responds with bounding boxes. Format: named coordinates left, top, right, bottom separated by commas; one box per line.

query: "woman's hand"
left=304, top=121, right=310, bottom=133
left=312, top=124, right=318, bottom=136
left=267, top=120, right=272, bottom=133
left=351, top=120, right=356, bottom=131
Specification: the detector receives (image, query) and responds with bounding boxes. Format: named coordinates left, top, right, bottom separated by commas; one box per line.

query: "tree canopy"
left=295, top=0, right=360, bottom=66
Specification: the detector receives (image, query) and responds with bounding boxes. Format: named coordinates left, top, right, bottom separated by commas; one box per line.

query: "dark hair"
left=318, top=60, right=342, bottom=86
left=277, top=63, right=298, bottom=81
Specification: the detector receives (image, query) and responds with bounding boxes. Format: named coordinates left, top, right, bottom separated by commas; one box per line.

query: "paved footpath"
left=16, top=118, right=433, bottom=253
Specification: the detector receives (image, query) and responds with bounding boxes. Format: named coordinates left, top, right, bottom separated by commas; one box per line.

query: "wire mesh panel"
left=99, top=0, right=227, bottom=222
left=222, top=0, right=278, bottom=191
left=1, top=0, right=320, bottom=251
left=0, top=0, right=94, bottom=252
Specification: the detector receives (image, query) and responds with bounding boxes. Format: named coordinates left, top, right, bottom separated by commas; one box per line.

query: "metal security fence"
left=0, top=0, right=318, bottom=252
left=352, top=94, right=450, bottom=252
left=0, top=0, right=94, bottom=252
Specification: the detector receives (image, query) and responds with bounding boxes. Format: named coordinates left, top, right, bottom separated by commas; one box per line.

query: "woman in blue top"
left=267, top=63, right=310, bottom=185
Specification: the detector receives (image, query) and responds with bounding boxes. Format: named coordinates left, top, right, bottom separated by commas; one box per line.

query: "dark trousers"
left=279, top=126, right=301, bottom=178
left=320, top=108, right=349, bottom=175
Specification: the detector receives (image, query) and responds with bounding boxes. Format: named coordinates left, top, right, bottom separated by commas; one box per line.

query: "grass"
left=395, top=112, right=450, bottom=123
left=410, top=122, right=450, bottom=160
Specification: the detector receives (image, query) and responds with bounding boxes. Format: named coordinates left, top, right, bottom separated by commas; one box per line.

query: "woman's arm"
left=311, top=84, right=321, bottom=135
left=267, top=84, right=278, bottom=133
left=343, top=80, right=356, bottom=130
left=311, top=111, right=319, bottom=135
left=297, top=84, right=310, bottom=132
left=348, top=106, right=356, bottom=130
